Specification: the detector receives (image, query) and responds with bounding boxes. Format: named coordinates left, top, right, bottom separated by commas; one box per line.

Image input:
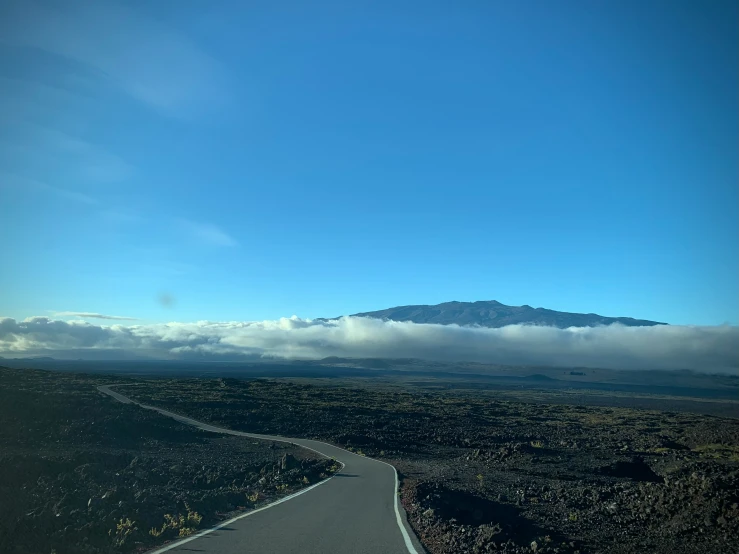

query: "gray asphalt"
left=98, top=385, right=426, bottom=554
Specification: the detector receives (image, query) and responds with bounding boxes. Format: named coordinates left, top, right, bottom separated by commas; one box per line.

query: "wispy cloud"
left=3, top=122, right=133, bottom=184
left=43, top=184, right=97, bottom=205
left=1, top=316, right=737, bottom=373
left=1, top=173, right=97, bottom=205
left=52, top=312, right=138, bottom=321
left=0, top=76, right=92, bottom=124
left=178, top=219, right=239, bottom=247
left=98, top=209, right=142, bottom=225
left=0, top=0, right=230, bottom=118
left=40, top=126, right=132, bottom=183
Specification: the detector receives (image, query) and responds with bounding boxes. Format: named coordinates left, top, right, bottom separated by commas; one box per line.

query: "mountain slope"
left=344, top=300, right=666, bottom=328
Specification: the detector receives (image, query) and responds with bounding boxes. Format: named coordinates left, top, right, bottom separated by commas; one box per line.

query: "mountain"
left=340, top=300, right=666, bottom=328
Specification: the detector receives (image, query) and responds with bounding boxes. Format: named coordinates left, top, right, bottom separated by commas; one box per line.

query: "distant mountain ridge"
left=336, top=300, right=666, bottom=328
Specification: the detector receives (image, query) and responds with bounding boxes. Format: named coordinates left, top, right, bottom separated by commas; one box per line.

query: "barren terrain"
left=0, top=368, right=333, bottom=554
left=126, top=377, right=739, bottom=554
left=3, top=365, right=738, bottom=554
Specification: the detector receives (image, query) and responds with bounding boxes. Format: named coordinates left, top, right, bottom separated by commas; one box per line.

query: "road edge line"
left=146, top=475, right=340, bottom=554
left=391, top=463, right=421, bottom=554
left=100, top=384, right=422, bottom=554
left=98, top=385, right=346, bottom=554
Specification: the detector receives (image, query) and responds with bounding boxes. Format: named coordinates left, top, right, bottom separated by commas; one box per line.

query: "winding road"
left=98, top=385, right=426, bottom=554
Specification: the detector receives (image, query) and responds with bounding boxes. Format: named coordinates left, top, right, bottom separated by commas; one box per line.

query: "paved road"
left=98, top=385, right=425, bottom=554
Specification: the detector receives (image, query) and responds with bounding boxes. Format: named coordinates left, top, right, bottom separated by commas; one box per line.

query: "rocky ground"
left=0, top=368, right=336, bottom=554
left=125, top=377, right=739, bottom=554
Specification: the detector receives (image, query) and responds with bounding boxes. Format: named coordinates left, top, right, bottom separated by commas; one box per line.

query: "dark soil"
left=0, top=368, right=335, bottom=554
left=125, top=377, right=739, bottom=554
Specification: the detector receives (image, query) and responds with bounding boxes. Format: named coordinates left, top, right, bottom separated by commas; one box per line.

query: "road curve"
left=98, top=385, right=426, bottom=554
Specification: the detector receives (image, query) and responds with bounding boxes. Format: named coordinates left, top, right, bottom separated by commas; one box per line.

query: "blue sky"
left=1, top=0, right=737, bottom=326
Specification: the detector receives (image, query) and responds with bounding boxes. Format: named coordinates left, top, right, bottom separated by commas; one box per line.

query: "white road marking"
left=146, top=475, right=341, bottom=554
left=387, top=461, right=421, bottom=554
left=99, top=385, right=423, bottom=554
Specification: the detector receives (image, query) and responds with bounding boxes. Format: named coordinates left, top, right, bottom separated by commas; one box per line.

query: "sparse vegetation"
left=109, top=518, right=136, bottom=547
left=3, top=366, right=738, bottom=554
left=692, top=443, right=739, bottom=462
left=149, top=503, right=203, bottom=539
left=123, top=375, right=739, bottom=554
left=0, top=368, right=332, bottom=554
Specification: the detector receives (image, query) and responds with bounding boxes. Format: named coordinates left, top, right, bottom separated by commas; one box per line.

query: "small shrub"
left=110, top=517, right=136, bottom=547
left=150, top=503, right=202, bottom=539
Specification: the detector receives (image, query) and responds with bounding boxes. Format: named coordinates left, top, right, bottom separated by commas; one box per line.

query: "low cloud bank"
left=0, top=316, right=737, bottom=373
left=52, top=312, right=138, bottom=321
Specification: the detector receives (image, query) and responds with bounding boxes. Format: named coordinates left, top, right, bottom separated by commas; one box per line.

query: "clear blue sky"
left=0, top=0, right=736, bottom=326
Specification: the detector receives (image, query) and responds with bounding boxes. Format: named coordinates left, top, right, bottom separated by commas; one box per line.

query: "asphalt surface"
left=98, top=385, right=425, bottom=554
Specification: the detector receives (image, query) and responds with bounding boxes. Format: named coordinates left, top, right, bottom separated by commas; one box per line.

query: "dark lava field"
left=125, top=377, right=739, bottom=554
left=2, top=365, right=738, bottom=554
left=0, top=368, right=334, bottom=554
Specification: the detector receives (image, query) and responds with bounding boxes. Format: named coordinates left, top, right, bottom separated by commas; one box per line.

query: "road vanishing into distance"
left=98, top=385, right=425, bottom=554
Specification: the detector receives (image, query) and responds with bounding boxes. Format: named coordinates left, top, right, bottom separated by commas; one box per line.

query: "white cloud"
left=97, top=209, right=142, bottom=225
left=0, top=0, right=230, bottom=117
left=37, top=126, right=132, bottom=183
left=178, top=219, right=239, bottom=247
left=1, top=174, right=98, bottom=205
left=0, top=121, right=132, bottom=212
left=1, top=122, right=133, bottom=184
left=52, top=312, right=138, bottom=321
left=0, top=316, right=736, bottom=373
